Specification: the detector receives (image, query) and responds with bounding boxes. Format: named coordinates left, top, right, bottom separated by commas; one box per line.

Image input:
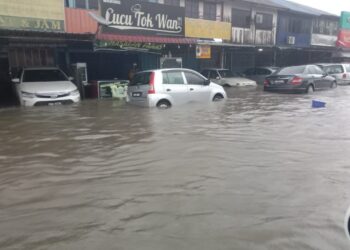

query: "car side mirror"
left=12, top=78, right=20, bottom=84
left=204, top=79, right=210, bottom=86
left=68, top=76, right=74, bottom=81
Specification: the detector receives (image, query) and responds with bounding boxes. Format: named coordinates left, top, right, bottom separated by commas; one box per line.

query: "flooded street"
left=1, top=87, right=350, bottom=250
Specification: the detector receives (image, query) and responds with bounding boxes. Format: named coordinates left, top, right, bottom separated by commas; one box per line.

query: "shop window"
left=286, top=17, right=310, bottom=34
left=232, top=9, right=251, bottom=28
left=185, top=0, right=199, bottom=19
left=65, top=0, right=99, bottom=9
left=313, top=18, right=338, bottom=36
left=255, top=13, right=273, bottom=30
left=164, top=0, right=180, bottom=6
left=203, top=2, right=216, bottom=21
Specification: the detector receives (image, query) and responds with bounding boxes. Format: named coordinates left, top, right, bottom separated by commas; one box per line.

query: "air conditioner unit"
left=287, top=36, right=296, bottom=45
left=256, top=14, right=263, bottom=24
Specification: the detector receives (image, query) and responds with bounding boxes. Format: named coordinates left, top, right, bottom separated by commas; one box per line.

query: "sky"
left=290, top=0, right=349, bottom=15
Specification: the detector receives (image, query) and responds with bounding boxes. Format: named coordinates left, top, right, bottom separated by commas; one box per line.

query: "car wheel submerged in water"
left=157, top=100, right=171, bottom=109
left=213, top=94, right=224, bottom=102
left=306, top=85, right=314, bottom=94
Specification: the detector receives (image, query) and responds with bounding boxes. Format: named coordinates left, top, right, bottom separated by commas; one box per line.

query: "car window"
left=244, top=68, right=256, bottom=75
left=218, top=70, right=235, bottom=78
left=22, top=69, right=68, bottom=82
left=210, top=70, right=220, bottom=79
left=345, top=65, right=350, bottom=72
left=276, top=66, right=306, bottom=75
left=184, top=71, right=206, bottom=85
left=313, top=66, right=325, bottom=75
left=255, top=68, right=271, bottom=75
left=130, top=72, right=152, bottom=86
left=324, top=65, right=345, bottom=74
left=163, top=71, right=185, bottom=85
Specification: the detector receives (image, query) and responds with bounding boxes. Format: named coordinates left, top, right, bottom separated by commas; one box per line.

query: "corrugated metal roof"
left=241, top=0, right=338, bottom=17
left=65, top=8, right=98, bottom=34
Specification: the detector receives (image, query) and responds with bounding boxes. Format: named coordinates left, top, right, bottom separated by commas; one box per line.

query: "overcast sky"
left=290, top=0, right=348, bottom=16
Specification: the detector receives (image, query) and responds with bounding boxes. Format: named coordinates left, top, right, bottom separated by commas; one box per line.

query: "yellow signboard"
left=185, top=18, right=231, bottom=40
left=0, top=0, right=64, bottom=31
left=196, top=45, right=211, bottom=59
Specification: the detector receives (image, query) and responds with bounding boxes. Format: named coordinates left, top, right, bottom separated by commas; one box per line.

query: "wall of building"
left=0, top=0, right=65, bottom=32
left=224, top=1, right=278, bottom=46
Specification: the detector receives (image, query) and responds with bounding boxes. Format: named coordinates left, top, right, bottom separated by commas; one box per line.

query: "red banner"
left=337, top=29, right=350, bottom=48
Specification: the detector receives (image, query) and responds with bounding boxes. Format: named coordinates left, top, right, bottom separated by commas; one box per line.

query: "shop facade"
left=0, top=0, right=74, bottom=105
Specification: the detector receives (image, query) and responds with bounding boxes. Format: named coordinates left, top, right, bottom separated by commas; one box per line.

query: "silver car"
left=127, top=68, right=227, bottom=109
left=201, top=68, right=257, bottom=87
left=318, top=64, right=350, bottom=85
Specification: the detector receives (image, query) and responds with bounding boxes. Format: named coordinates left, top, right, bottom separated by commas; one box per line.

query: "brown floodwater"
left=1, top=87, right=350, bottom=250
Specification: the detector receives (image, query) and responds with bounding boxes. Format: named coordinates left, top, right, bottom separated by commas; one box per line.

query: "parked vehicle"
left=201, top=68, right=257, bottom=87
left=12, top=67, right=80, bottom=107
left=244, top=67, right=279, bottom=85
left=318, top=63, right=350, bottom=85
left=127, top=68, right=227, bottom=109
left=264, top=65, right=337, bottom=94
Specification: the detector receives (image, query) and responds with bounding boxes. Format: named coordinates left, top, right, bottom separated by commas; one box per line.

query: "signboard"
left=196, top=45, right=211, bottom=59
left=337, top=29, right=350, bottom=48
left=95, top=40, right=163, bottom=52
left=340, top=12, right=350, bottom=30
left=90, top=0, right=185, bottom=36
left=185, top=18, right=231, bottom=40
left=0, top=0, right=64, bottom=32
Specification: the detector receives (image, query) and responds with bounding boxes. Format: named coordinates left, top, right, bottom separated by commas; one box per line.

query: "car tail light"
left=264, top=79, right=270, bottom=86
left=343, top=73, right=347, bottom=79
left=148, top=72, right=156, bottom=94
left=290, top=76, right=303, bottom=85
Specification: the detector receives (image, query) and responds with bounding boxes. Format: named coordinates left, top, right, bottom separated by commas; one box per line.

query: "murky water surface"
left=1, top=87, right=350, bottom=250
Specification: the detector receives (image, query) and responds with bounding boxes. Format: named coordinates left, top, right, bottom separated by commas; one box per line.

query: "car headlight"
left=70, top=89, right=80, bottom=96
left=21, top=91, right=35, bottom=99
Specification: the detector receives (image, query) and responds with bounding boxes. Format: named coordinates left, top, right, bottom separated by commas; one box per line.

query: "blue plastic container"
left=312, top=100, right=326, bottom=108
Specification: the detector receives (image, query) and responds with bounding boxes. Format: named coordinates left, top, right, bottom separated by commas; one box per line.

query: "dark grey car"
left=264, top=65, right=337, bottom=94
left=244, top=67, right=279, bottom=85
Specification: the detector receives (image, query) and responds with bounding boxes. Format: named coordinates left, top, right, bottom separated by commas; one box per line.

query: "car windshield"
left=23, top=69, right=68, bottom=82
left=129, top=72, right=152, bottom=86
left=275, top=66, right=306, bottom=75
left=218, top=70, right=237, bottom=78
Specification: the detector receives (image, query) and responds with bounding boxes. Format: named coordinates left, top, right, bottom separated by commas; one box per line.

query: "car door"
left=313, top=65, right=331, bottom=89
left=162, top=70, right=189, bottom=105
left=183, top=70, right=211, bottom=103
left=307, top=66, right=326, bottom=90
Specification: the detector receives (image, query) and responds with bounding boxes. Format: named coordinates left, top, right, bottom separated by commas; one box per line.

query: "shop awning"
left=97, top=33, right=196, bottom=44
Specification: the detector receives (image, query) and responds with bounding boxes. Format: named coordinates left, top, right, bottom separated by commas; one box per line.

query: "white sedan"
left=13, top=67, right=80, bottom=107
left=202, top=68, right=257, bottom=87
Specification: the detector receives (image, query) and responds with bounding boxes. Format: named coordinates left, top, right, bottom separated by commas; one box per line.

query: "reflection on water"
left=1, top=88, right=350, bottom=250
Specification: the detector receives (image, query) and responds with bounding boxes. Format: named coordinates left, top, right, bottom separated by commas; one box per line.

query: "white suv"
left=127, top=68, right=227, bottom=108
left=319, top=64, right=350, bottom=85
